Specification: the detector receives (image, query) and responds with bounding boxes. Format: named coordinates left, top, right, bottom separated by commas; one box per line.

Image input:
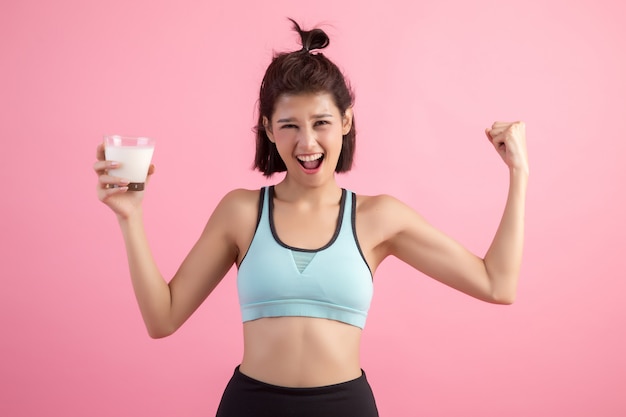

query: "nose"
left=297, top=126, right=317, bottom=148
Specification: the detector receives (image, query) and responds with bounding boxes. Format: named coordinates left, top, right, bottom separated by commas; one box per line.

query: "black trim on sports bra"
left=351, top=192, right=373, bottom=276
left=268, top=185, right=347, bottom=253
left=237, top=188, right=265, bottom=268
left=255, top=187, right=265, bottom=230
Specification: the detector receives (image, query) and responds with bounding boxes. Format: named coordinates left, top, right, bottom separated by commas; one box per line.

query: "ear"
left=342, top=107, right=354, bottom=135
left=263, top=116, right=275, bottom=143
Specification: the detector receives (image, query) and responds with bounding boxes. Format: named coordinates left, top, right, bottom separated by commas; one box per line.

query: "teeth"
left=297, top=153, right=323, bottom=162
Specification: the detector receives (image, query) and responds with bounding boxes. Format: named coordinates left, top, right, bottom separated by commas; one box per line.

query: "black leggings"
left=215, top=366, right=379, bottom=417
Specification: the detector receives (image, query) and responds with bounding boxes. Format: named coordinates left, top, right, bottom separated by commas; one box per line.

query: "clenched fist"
left=485, top=121, right=528, bottom=174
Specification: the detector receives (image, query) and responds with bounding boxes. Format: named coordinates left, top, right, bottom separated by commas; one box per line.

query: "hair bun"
left=289, top=18, right=329, bottom=52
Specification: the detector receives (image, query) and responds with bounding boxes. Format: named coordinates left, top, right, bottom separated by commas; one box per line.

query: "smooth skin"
left=94, top=92, right=528, bottom=388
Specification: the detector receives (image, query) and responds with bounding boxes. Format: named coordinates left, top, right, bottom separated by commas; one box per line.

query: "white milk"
left=105, top=145, right=155, bottom=183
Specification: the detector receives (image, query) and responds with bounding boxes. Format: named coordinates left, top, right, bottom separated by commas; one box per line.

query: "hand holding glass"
left=104, top=135, right=155, bottom=191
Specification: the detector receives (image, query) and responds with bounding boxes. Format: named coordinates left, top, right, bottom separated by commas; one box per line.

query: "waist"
left=240, top=316, right=362, bottom=387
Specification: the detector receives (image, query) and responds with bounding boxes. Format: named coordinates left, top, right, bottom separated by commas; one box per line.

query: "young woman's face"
left=264, top=92, right=353, bottom=185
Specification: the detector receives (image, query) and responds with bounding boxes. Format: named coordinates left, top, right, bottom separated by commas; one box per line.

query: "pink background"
left=2, top=0, right=625, bottom=416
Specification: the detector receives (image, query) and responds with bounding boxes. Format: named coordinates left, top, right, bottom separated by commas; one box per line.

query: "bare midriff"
left=239, top=316, right=363, bottom=388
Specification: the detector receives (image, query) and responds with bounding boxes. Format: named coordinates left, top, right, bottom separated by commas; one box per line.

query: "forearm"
left=483, top=168, right=528, bottom=303
left=118, top=210, right=174, bottom=338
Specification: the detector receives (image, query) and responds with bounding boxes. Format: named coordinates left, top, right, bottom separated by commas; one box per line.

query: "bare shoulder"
left=354, top=192, right=432, bottom=248
left=352, top=193, right=425, bottom=270
left=355, top=193, right=403, bottom=210
left=210, top=188, right=262, bottom=229
left=218, top=187, right=262, bottom=210
left=209, top=188, right=263, bottom=261
left=355, top=193, right=418, bottom=227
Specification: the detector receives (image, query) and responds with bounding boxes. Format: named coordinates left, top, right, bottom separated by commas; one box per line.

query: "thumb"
left=485, top=128, right=493, bottom=143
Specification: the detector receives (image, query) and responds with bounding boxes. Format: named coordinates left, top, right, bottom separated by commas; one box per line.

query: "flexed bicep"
left=381, top=196, right=500, bottom=303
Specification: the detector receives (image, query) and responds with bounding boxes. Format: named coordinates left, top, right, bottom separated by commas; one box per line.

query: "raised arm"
left=482, top=121, right=528, bottom=302
left=378, top=122, right=528, bottom=303
left=94, top=143, right=243, bottom=338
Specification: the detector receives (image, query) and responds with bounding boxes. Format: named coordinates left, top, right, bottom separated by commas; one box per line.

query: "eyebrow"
left=276, top=114, right=334, bottom=123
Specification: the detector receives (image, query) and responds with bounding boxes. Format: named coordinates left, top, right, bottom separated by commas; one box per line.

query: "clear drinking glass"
left=104, top=135, right=155, bottom=191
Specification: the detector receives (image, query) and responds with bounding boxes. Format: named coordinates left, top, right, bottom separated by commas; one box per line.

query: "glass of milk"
left=104, top=135, right=155, bottom=191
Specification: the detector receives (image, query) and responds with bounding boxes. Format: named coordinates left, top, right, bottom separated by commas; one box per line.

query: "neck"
left=274, top=176, right=342, bottom=205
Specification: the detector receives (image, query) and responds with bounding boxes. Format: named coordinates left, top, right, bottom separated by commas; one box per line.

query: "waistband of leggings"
left=232, top=365, right=369, bottom=394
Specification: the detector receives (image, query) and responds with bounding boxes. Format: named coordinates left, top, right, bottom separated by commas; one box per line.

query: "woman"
left=94, top=19, right=528, bottom=417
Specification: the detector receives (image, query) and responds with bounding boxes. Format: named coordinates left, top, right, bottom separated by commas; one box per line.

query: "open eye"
left=314, top=120, right=330, bottom=127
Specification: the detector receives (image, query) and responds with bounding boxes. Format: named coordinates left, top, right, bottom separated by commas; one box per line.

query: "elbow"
left=489, top=287, right=517, bottom=305
left=146, top=323, right=176, bottom=339
left=148, top=330, right=171, bottom=339
left=491, top=293, right=516, bottom=305
left=484, top=268, right=518, bottom=305
left=148, top=329, right=173, bottom=339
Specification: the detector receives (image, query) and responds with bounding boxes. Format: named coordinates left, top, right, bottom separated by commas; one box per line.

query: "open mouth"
left=297, top=153, right=324, bottom=170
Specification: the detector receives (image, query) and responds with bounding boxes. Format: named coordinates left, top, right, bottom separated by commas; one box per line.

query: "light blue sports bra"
left=237, top=186, right=373, bottom=329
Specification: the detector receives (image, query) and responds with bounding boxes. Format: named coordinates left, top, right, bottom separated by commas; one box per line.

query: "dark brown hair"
left=254, top=19, right=356, bottom=176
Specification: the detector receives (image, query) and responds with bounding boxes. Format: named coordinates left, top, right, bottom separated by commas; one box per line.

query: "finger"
left=485, top=128, right=494, bottom=142
left=491, top=121, right=526, bottom=135
left=99, top=185, right=129, bottom=199
left=96, top=142, right=105, bottom=160
left=93, top=160, right=120, bottom=175
left=488, top=129, right=506, bottom=140
left=99, top=173, right=130, bottom=188
left=490, top=124, right=509, bottom=133
left=491, top=139, right=507, bottom=153
left=491, top=122, right=525, bottom=142
left=93, top=160, right=107, bottom=174
left=511, top=121, right=526, bottom=134
left=489, top=132, right=507, bottom=148
left=491, top=121, right=514, bottom=128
